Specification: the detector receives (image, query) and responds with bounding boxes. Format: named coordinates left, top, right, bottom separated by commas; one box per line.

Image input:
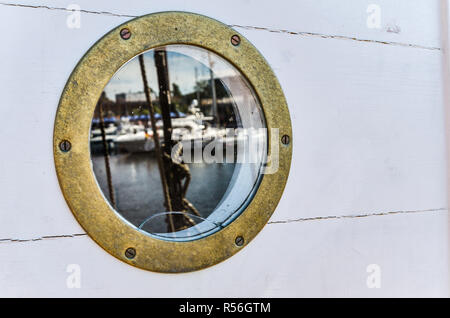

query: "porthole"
left=54, top=12, right=292, bottom=272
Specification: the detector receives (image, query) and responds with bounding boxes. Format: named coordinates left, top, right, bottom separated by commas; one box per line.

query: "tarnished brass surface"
left=53, top=12, right=292, bottom=273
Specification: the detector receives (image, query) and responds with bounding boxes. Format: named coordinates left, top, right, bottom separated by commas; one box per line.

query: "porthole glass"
left=90, top=45, right=267, bottom=241
left=54, top=12, right=292, bottom=272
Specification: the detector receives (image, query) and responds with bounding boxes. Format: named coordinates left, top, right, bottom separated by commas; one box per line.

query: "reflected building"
left=93, top=91, right=158, bottom=118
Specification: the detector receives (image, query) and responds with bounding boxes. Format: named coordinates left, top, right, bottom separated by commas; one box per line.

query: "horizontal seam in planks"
left=230, top=24, right=441, bottom=51
left=0, top=233, right=88, bottom=244
left=0, top=2, right=441, bottom=51
left=268, top=207, right=447, bottom=224
left=0, top=208, right=446, bottom=244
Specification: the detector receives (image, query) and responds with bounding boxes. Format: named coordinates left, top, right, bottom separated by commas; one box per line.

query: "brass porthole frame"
left=53, top=11, right=292, bottom=273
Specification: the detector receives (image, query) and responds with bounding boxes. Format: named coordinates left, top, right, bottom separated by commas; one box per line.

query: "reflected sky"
left=104, top=46, right=236, bottom=100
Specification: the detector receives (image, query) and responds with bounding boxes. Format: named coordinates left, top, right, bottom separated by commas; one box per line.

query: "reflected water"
left=92, top=152, right=235, bottom=232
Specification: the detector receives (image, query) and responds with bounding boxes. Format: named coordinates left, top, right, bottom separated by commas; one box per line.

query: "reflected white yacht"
left=90, top=124, right=118, bottom=153
left=114, top=103, right=222, bottom=153
left=114, top=120, right=158, bottom=153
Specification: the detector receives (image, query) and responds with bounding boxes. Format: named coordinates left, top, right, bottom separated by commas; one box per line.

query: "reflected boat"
left=90, top=124, right=118, bottom=154
left=113, top=109, right=222, bottom=153
left=114, top=121, right=158, bottom=153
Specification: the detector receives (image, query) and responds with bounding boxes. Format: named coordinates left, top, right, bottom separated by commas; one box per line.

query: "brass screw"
left=120, top=28, right=131, bottom=40
left=281, top=134, right=290, bottom=145
left=231, top=34, right=241, bottom=46
left=59, top=140, right=71, bottom=152
left=125, top=247, right=136, bottom=259
left=235, top=236, right=244, bottom=247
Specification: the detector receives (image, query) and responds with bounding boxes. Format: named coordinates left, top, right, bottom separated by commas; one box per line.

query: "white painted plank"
left=0, top=0, right=441, bottom=48
left=0, top=4, right=446, bottom=237
left=0, top=6, right=126, bottom=239
left=267, top=30, right=448, bottom=221
left=0, top=211, right=447, bottom=297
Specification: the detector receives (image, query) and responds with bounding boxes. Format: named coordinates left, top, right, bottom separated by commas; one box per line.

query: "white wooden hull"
left=0, top=0, right=448, bottom=297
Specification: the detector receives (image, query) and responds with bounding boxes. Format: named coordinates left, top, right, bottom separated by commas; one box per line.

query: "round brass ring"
left=53, top=11, right=292, bottom=273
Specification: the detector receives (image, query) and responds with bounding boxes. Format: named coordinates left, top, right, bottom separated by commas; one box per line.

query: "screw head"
left=120, top=28, right=131, bottom=40
left=125, top=247, right=136, bottom=259
left=235, top=236, right=244, bottom=247
left=281, top=134, right=290, bottom=145
left=59, top=140, right=72, bottom=152
left=231, top=34, right=241, bottom=46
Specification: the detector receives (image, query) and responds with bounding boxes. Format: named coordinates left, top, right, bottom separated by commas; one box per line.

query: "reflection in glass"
left=90, top=45, right=267, bottom=241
